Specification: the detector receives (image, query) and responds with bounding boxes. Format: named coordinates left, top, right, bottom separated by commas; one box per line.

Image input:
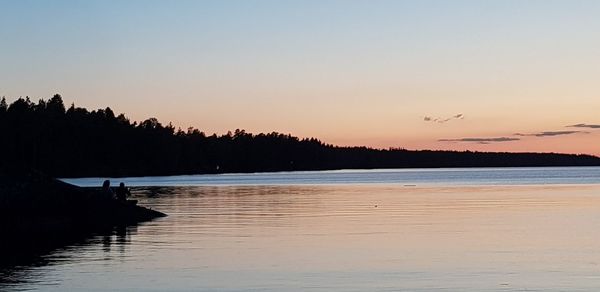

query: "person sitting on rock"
left=115, top=182, right=131, bottom=202
left=102, top=179, right=115, bottom=200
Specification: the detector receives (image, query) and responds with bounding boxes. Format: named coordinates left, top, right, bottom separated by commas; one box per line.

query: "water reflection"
left=101, top=225, right=137, bottom=256
left=5, top=184, right=600, bottom=291
left=0, top=224, right=138, bottom=291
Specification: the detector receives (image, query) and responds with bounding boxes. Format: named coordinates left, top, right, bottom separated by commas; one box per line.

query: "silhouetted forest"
left=1, top=94, right=599, bottom=178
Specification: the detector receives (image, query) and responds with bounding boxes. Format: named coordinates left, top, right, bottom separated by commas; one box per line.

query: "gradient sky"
left=2, top=0, right=600, bottom=155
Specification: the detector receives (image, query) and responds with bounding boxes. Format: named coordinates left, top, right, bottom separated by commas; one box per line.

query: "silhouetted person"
left=102, top=180, right=114, bottom=200
left=115, top=182, right=131, bottom=202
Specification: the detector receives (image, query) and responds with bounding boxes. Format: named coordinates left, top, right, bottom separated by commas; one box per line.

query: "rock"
left=0, top=168, right=166, bottom=266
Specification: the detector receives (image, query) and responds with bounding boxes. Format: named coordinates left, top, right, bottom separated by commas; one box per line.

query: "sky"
left=2, top=0, right=600, bottom=155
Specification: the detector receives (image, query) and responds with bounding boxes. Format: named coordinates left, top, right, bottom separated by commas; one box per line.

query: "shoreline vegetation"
left=1, top=94, right=600, bottom=179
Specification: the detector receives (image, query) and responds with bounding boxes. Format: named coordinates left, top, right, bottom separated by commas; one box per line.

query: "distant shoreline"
left=2, top=95, right=599, bottom=178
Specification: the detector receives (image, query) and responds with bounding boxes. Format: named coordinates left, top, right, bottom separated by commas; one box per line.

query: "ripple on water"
left=5, top=184, right=600, bottom=291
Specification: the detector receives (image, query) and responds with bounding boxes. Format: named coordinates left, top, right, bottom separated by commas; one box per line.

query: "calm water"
left=62, top=166, right=600, bottom=187
left=6, top=167, right=600, bottom=291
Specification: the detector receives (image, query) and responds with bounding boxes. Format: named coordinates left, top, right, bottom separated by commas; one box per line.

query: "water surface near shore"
left=6, top=167, right=600, bottom=291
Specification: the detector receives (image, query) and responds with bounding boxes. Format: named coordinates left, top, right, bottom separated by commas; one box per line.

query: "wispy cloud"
left=514, top=130, right=585, bottom=137
left=436, top=122, right=594, bottom=145
left=424, top=113, right=464, bottom=123
left=438, top=137, right=520, bottom=144
left=567, top=123, right=600, bottom=129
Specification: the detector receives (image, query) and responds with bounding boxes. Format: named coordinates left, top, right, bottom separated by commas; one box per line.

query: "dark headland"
left=0, top=168, right=165, bottom=266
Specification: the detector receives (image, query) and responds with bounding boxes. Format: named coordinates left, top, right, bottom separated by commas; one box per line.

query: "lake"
left=5, top=167, right=600, bottom=291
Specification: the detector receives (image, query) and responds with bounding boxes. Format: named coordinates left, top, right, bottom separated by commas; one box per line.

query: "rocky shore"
left=0, top=169, right=166, bottom=266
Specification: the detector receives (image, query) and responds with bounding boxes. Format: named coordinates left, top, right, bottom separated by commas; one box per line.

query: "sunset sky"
left=2, top=0, right=600, bottom=155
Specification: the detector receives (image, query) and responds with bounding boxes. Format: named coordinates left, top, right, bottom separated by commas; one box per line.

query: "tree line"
left=1, top=94, right=599, bottom=178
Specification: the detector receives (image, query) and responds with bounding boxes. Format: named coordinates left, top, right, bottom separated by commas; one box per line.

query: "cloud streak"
left=438, top=137, right=520, bottom=144
left=567, top=123, right=600, bottom=129
left=436, top=122, right=595, bottom=146
left=514, top=130, right=585, bottom=137
left=424, top=113, right=464, bottom=123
